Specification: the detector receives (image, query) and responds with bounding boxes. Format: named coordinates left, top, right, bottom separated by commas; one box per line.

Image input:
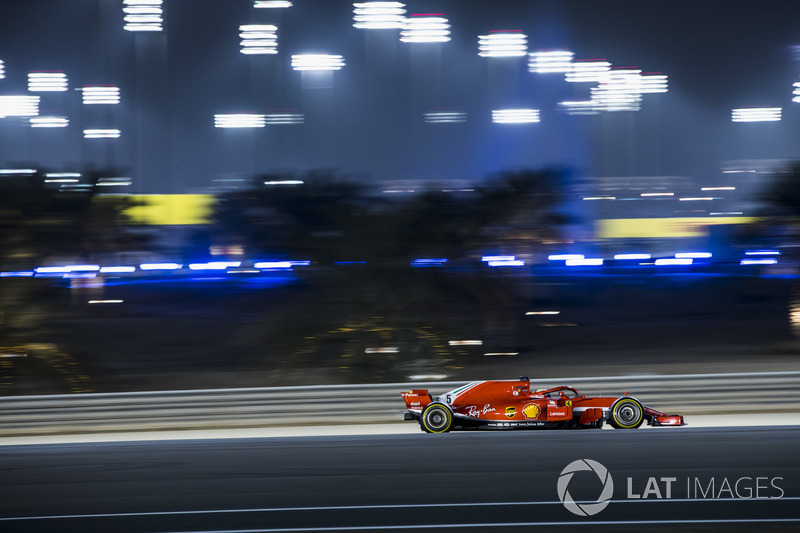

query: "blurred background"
left=2, top=0, right=800, bottom=395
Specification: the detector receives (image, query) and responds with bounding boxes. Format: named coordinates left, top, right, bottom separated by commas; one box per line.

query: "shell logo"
left=522, top=404, right=541, bottom=419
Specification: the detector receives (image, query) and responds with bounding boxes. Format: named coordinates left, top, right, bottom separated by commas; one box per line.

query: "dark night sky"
left=1, top=1, right=800, bottom=193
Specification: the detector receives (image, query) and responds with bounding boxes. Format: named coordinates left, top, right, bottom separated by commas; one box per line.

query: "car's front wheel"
left=609, top=397, right=644, bottom=429
left=420, top=403, right=453, bottom=433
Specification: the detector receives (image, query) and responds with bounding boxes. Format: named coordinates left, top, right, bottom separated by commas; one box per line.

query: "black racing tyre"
left=420, top=403, right=453, bottom=433
left=610, top=397, right=644, bottom=429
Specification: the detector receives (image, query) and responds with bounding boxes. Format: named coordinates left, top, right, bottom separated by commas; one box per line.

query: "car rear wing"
left=401, top=389, right=432, bottom=412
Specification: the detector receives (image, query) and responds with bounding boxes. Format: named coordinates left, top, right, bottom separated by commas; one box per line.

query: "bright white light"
left=89, top=300, right=124, bottom=304
left=353, top=2, right=406, bottom=29
left=265, top=112, right=304, bottom=124
left=655, top=258, right=693, bottom=266
left=400, top=14, right=450, bottom=43
left=83, top=129, right=121, bottom=139
left=482, top=255, right=516, bottom=262
left=66, top=264, right=101, bottom=272
left=291, top=54, right=345, bottom=71
left=264, top=180, right=304, bottom=185
left=255, top=261, right=293, bottom=269
left=492, top=109, right=540, bottom=124
left=97, top=177, right=132, bottom=187
left=449, top=340, right=483, bottom=346
left=255, top=1, right=292, bottom=7
left=30, top=116, right=68, bottom=128
left=0, top=169, right=36, bottom=175
left=526, top=311, right=560, bottom=316
left=488, top=260, right=525, bottom=267
left=28, top=72, right=68, bottom=92
left=793, top=81, right=800, bottom=103
left=100, top=266, right=136, bottom=273
left=740, top=258, right=778, bottom=265
left=558, top=100, right=600, bottom=116
left=679, top=197, right=714, bottom=201
left=189, top=261, right=242, bottom=271
left=0, top=60, right=5, bottom=79
left=732, top=107, right=781, bottom=122
left=745, top=250, right=780, bottom=256
left=365, top=347, right=399, bottom=354
left=639, top=73, right=668, bottom=94
left=0, top=95, right=39, bottom=117
left=566, top=60, right=611, bottom=83
left=82, top=86, right=120, bottom=104
left=240, top=25, right=278, bottom=55
left=591, top=68, right=643, bottom=111
left=675, top=252, right=711, bottom=259
left=35, top=266, right=70, bottom=274
left=123, top=0, right=163, bottom=32
left=566, top=258, right=603, bottom=266
left=529, top=50, right=573, bottom=73
left=139, top=263, right=182, bottom=270
left=582, top=196, right=615, bottom=200
left=548, top=254, right=584, bottom=261
left=700, top=186, right=735, bottom=191
left=640, top=192, right=674, bottom=197
left=424, top=111, right=467, bottom=123
left=614, top=254, right=651, bottom=260
left=214, top=114, right=266, bottom=128
left=478, top=31, right=527, bottom=57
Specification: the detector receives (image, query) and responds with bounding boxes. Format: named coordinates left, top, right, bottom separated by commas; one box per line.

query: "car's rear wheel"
left=610, top=397, right=644, bottom=429
left=421, top=403, right=453, bottom=433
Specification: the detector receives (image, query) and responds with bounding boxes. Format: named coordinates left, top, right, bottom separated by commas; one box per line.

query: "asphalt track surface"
left=1, top=426, right=799, bottom=532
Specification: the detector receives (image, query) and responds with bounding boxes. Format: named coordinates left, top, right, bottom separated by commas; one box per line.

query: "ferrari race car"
left=402, top=376, right=685, bottom=433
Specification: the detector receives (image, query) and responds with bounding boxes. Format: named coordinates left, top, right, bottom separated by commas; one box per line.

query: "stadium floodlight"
left=254, top=1, right=292, bottom=7
left=558, top=100, right=599, bottom=115
left=123, top=0, right=163, bottom=32
left=548, top=254, right=584, bottom=261
left=265, top=112, right=304, bottom=124
left=353, top=2, right=406, bottom=29
left=566, top=60, right=611, bottom=83
left=590, top=68, right=643, bottom=111
left=83, top=129, right=121, bottom=139
left=0, top=95, right=40, bottom=117
left=528, top=50, right=573, bottom=73
left=478, top=31, right=527, bottom=57
left=614, top=254, right=651, bottom=260
left=639, top=73, right=668, bottom=94
left=400, top=14, right=450, bottom=43
left=240, top=25, right=278, bottom=55
left=0, top=60, right=5, bottom=79
left=424, top=111, right=467, bottom=123
left=291, top=54, right=345, bottom=70
left=28, top=72, right=68, bottom=92
left=491, top=109, right=540, bottom=124
left=81, top=86, right=120, bottom=104
left=794, top=81, right=800, bottom=103
left=30, top=116, right=68, bottom=128
left=214, top=114, right=266, bottom=128
left=731, top=107, right=781, bottom=122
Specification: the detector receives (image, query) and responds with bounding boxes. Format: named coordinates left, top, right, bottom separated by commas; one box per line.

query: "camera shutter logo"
left=557, top=459, right=614, bottom=516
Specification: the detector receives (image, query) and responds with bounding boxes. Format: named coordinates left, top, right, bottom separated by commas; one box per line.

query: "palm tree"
left=207, top=168, right=570, bottom=381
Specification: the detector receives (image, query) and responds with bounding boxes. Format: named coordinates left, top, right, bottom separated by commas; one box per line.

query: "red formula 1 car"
left=402, top=376, right=685, bottom=433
